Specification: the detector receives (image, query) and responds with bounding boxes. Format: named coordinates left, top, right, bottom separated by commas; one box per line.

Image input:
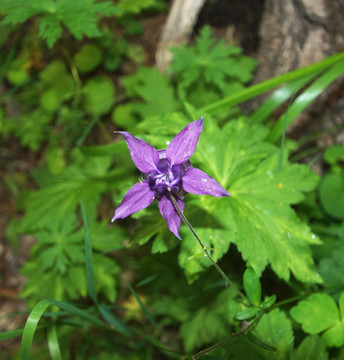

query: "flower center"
left=142, top=152, right=191, bottom=199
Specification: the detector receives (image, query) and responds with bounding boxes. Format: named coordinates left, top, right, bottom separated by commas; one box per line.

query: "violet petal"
left=166, top=118, right=203, bottom=165
left=158, top=196, right=185, bottom=239
left=182, top=167, right=230, bottom=197
left=118, top=131, right=159, bottom=173
left=112, top=181, right=155, bottom=222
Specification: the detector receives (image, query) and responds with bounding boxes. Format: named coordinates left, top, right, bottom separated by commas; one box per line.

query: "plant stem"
left=168, top=189, right=249, bottom=304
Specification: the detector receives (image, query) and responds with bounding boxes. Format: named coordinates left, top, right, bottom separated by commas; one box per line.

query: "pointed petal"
left=158, top=196, right=185, bottom=239
left=112, top=181, right=155, bottom=221
left=166, top=118, right=203, bottom=165
left=182, top=168, right=230, bottom=197
left=118, top=132, right=159, bottom=173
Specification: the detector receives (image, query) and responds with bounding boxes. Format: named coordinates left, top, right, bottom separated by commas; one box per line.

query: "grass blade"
left=80, top=199, right=98, bottom=305
left=20, top=299, right=107, bottom=360
left=47, top=325, right=63, bottom=360
left=201, top=52, right=344, bottom=114
left=125, top=281, right=157, bottom=327
left=251, top=73, right=318, bottom=123
left=98, top=304, right=132, bottom=337
left=267, top=60, right=344, bottom=142
left=0, top=329, right=24, bottom=340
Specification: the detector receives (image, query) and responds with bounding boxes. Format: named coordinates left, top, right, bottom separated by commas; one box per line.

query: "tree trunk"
left=254, top=0, right=344, bottom=147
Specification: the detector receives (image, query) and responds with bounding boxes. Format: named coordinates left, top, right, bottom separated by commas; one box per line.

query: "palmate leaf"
left=190, top=116, right=321, bottom=283
left=170, top=25, right=256, bottom=91
left=291, top=292, right=344, bottom=348
left=137, top=113, right=321, bottom=283
left=1, top=0, right=118, bottom=48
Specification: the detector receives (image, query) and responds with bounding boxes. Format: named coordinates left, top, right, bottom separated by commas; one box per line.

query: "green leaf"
left=243, top=267, right=261, bottom=306
left=83, top=75, right=115, bottom=116
left=290, top=336, right=328, bottom=360
left=291, top=293, right=339, bottom=334
left=122, top=67, right=178, bottom=119
left=80, top=142, right=127, bottom=157
left=138, top=113, right=321, bottom=283
left=260, top=295, right=276, bottom=310
left=39, top=60, right=74, bottom=112
left=319, top=172, right=344, bottom=220
left=229, top=309, right=293, bottom=359
left=1, top=0, right=119, bottom=48
left=291, top=293, right=344, bottom=347
left=324, top=145, right=344, bottom=165
left=180, top=295, right=231, bottom=352
left=170, top=25, right=256, bottom=92
left=20, top=299, right=107, bottom=360
left=117, top=0, right=158, bottom=14
left=194, top=117, right=321, bottom=282
left=235, top=307, right=259, bottom=320
left=74, top=43, right=103, bottom=74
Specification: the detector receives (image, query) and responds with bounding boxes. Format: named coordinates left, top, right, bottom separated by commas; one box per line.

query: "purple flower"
left=112, top=118, right=229, bottom=239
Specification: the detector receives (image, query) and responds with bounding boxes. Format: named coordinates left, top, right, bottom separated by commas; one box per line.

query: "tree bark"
left=253, top=0, right=344, bottom=148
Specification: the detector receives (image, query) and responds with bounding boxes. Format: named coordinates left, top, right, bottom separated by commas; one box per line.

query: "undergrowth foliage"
left=0, top=3, right=344, bottom=359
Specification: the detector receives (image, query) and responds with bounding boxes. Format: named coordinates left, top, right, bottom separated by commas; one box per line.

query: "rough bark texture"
left=254, top=0, right=344, bottom=149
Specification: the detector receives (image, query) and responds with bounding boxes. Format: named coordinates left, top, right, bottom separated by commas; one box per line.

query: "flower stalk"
left=168, top=189, right=248, bottom=304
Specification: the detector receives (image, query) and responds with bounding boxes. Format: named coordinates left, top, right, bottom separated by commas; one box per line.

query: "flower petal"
left=182, top=167, right=230, bottom=197
left=118, top=131, right=159, bottom=173
left=112, top=181, right=155, bottom=222
left=166, top=118, right=203, bottom=165
left=158, top=196, right=185, bottom=239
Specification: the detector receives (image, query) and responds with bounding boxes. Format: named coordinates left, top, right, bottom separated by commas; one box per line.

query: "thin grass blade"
left=47, top=325, right=63, bottom=360
left=20, top=299, right=106, bottom=360
left=267, top=60, right=344, bottom=142
left=125, top=281, right=157, bottom=327
left=201, top=52, right=344, bottom=114
left=80, top=199, right=98, bottom=305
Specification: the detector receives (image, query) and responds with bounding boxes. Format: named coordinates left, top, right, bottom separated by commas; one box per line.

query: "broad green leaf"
left=138, top=113, right=321, bottom=283
left=291, top=293, right=339, bottom=334
left=229, top=309, right=293, bottom=360
left=243, top=267, right=261, bottom=306
left=180, top=295, right=231, bottom=352
left=83, top=76, right=115, bottom=116
left=290, top=336, right=328, bottom=360
left=80, top=142, right=127, bottom=157
left=170, top=25, right=256, bottom=91
left=291, top=293, right=344, bottom=347
left=1, top=0, right=119, bottom=47
left=39, top=60, right=74, bottom=112
left=319, top=172, right=344, bottom=220
left=194, top=117, right=321, bottom=282
left=122, top=67, right=178, bottom=119
left=324, top=145, right=344, bottom=165
left=74, top=44, right=103, bottom=74
left=117, top=0, right=157, bottom=14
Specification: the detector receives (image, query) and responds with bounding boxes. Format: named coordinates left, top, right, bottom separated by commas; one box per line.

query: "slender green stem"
left=168, top=189, right=249, bottom=304
left=192, top=329, right=243, bottom=359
